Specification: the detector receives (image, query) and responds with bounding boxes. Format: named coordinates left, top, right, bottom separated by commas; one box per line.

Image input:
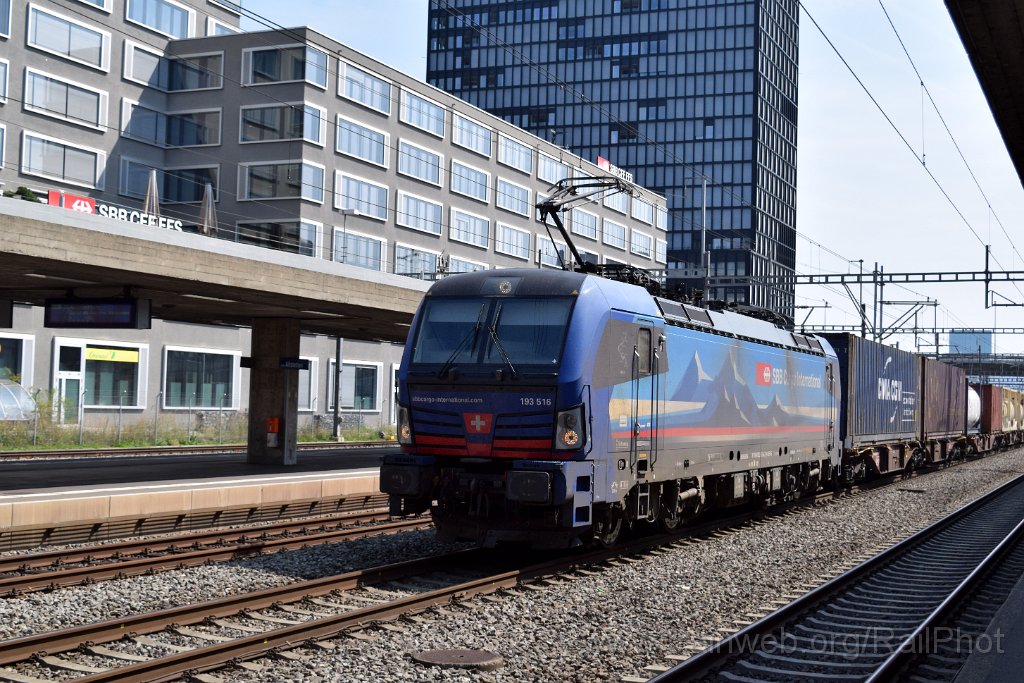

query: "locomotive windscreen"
left=411, top=296, right=574, bottom=370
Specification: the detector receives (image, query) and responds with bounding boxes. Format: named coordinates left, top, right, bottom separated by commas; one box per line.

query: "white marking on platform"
left=0, top=468, right=380, bottom=501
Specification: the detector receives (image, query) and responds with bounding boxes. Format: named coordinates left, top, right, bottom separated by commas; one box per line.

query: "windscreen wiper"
left=437, top=303, right=486, bottom=379
left=488, top=302, right=518, bottom=380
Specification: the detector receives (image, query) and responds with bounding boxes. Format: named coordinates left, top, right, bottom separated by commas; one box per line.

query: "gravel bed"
left=1, top=450, right=1022, bottom=682
left=0, top=528, right=466, bottom=640
left=224, top=450, right=1024, bottom=683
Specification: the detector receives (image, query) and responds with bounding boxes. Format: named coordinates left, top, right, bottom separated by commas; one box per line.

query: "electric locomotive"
left=381, top=265, right=841, bottom=548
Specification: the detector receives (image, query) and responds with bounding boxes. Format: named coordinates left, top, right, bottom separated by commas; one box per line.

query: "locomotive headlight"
left=397, top=406, right=413, bottom=445
left=555, top=404, right=586, bottom=451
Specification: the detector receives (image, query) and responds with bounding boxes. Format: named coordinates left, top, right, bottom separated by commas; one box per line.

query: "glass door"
left=56, top=345, right=83, bottom=426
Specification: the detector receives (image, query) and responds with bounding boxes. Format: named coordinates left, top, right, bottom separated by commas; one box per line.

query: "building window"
left=241, top=103, right=324, bottom=144
left=632, top=198, right=655, bottom=224
left=0, top=125, right=5, bottom=171
left=0, top=59, right=8, bottom=102
left=631, top=230, right=653, bottom=258
left=21, top=131, right=105, bottom=189
left=335, top=173, right=388, bottom=221
left=496, top=223, right=531, bottom=260
left=400, top=90, right=444, bottom=137
left=244, top=45, right=327, bottom=88
left=163, top=166, right=217, bottom=203
left=656, top=205, right=668, bottom=231
left=448, top=256, right=486, bottom=274
left=538, top=153, right=570, bottom=184
left=450, top=209, right=488, bottom=249
left=336, top=116, right=388, bottom=167
left=398, top=141, right=442, bottom=186
left=498, top=135, right=533, bottom=175
left=27, top=5, right=110, bottom=71
left=81, top=345, right=142, bottom=406
left=397, top=192, right=443, bottom=235
left=496, top=178, right=530, bottom=216
left=571, top=208, right=598, bottom=240
left=164, top=348, right=236, bottom=409
left=24, top=69, right=107, bottom=130
left=395, top=244, right=438, bottom=280
left=235, top=220, right=319, bottom=256
left=334, top=228, right=384, bottom=271
left=0, top=335, right=33, bottom=385
left=126, top=0, right=192, bottom=38
left=0, top=0, right=9, bottom=37
left=207, top=16, right=239, bottom=35
left=297, top=357, right=317, bottom=412
left=604, top=219, right=627, bottom=250
left=452, top=114, right=492, bottom=157
left=334, top=362, right=378, bottom=411
left=451, top=161, right=489, bottom=202
left=124, top=44, right=222, bottom=91
left=655, top=238, right=667, bottom=265
left=538, top=237, right=567, bottom=268
left=242, top=162, right=323, bottom=203
left=339, top=61, right=391, bottom=115
left=604, top=191, right=628, bottom=214
left=121, top=102, right=221, bottom=147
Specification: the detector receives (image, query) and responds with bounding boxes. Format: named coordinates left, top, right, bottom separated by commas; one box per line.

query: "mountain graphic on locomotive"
left=380, top=178, right=1019, bottom=549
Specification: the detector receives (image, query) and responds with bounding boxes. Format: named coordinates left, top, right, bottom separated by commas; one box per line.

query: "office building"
left=426, top=0, right=799, bottom=317
left=0, top=0, right=667, bottom=432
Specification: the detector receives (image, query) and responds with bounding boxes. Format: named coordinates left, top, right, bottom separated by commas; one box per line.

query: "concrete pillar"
left=247, top=318, right=300, bottom=465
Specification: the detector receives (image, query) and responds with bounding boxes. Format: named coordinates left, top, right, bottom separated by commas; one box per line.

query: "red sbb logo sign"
left=49, top=191, right=95, bottom=214
left=756, top=362, right=773, bottom=386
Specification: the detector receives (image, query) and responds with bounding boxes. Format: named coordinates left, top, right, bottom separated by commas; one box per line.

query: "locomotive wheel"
left=658, top=507, right=682, bottom=533
left=593, top=512, right=624, bottom=547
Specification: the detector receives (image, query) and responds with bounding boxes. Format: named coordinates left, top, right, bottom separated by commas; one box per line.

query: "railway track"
left=0, top=440, right=395, bottom=460
left=0, top=510, right=429, bottom=596
left=0, top=487, right=846, bottom=682
left=646, top=471, right=1024, bottom=682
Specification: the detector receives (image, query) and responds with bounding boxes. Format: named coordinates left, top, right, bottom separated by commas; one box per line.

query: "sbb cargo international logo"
left=755, top=363, right=824, bottom=389
left=756, top=362, right=773, bottom=386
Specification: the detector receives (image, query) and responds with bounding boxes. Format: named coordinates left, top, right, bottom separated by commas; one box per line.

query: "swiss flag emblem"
left=463, top=413, right=493, bottom=434
left=756, top=363, right=773, bottom=386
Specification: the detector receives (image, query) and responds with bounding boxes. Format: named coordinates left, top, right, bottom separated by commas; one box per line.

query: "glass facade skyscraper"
left=427, top=0, right=798, bottom=317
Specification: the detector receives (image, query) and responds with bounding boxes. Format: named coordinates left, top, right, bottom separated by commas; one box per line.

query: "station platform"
left=0, top=447, right=394, bottom=549
left=953, top=570, right=1024, bottom=683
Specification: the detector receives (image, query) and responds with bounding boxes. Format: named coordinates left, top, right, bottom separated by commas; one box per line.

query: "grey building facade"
left=0, top=0, right=667, bottom=434
left=426, top=0, right=798, bottom=317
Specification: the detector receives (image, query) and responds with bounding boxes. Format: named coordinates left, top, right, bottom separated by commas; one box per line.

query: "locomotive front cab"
left=380, top=270, right=598, bottom=548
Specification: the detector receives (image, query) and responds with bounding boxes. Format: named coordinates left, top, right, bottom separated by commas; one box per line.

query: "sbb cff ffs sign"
left=47, top=191, right=184, bottom=231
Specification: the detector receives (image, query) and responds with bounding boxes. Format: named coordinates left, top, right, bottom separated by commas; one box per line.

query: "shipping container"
left=1004, top=388, right=1023, bottom=432
left=820, top=334, right=919, bottom=448
left=921, top=357, right=967, bottom=438
left=978, top=384, right=1003, bottom=434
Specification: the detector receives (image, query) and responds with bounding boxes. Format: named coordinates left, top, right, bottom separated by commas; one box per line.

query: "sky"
left=243, top=0, right=1024, bottom=356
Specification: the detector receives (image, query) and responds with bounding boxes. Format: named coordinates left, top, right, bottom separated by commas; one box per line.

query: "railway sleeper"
left=735, top=659, right=866, bottom=681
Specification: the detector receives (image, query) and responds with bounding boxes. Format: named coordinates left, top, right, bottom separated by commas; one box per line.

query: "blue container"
left=821, top=334, right=920, bottom=448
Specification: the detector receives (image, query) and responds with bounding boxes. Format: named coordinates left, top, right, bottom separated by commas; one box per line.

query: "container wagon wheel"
left=658, top=505, right=682, bottom=533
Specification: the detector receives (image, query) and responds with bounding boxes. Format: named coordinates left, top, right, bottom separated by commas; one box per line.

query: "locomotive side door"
left=632, top=326, right=656, bottom=518
left=826, top=362, right=836, bottom=454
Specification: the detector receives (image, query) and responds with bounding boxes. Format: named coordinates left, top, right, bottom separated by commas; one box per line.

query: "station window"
left=241, top=161, right=324, bottom=203
left=21, top=131, right=105, bottom=190
left=451, top=161, right=489, bottom=203
left=333, top=227, right=385, bottom=271
left=52, top=340, right=147, bottom=411
left=603, top=220, right=627, bottom=250
left=339, top=61, right=391, bottom=114
left=126, top=0, right=193, bottom=39
left=0, top=335, right=34, bottom=385
left=538, top=154, right=570, bottom=184
left=452, top=114, right=492, bottom=157
left=571, top=208, right=598, bottom=240
left=336, top=116, right=388, bottom=167
left=496, top=178, right=530, bottom=216
left=327, top=361, right=379, bottom=411
left=450, top=209, right=489, bottom=249
left=394, top=244, right=439, bottom=280
left=537, top=236, right=567, bottom=268
left=163, top=348, right=236, bottom=409
left=498, top=135, right=533, bottom=175
left=396, top=192, right=443, bottom=235
left=25, top=70, right=108, bottom=130
left=241, top=103, right=324, bottom=145
left=496, top=223, right=531, bottom=261
left=297, top=357, right=317, bottom=412
left=335, top=173, right=388, bottom=221
left=400, top=90, right=444, bottom=137
left=235, top=220, right=319, bottom=257
left=0, top=59, right=9, bottom=103
left=27, top=5, right=110, bottom=71
left=0, top=0, right=9, bottom=37
left=244, top=45, right=327, bottom=88
left=397, top=141, right=442, bottom=186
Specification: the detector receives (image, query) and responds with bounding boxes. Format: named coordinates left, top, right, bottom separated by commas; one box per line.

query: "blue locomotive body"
left=381, top=268, right=840, bottom=548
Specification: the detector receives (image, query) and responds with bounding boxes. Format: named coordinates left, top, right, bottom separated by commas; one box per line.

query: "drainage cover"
left=411, top=648, right=503, bottom=670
